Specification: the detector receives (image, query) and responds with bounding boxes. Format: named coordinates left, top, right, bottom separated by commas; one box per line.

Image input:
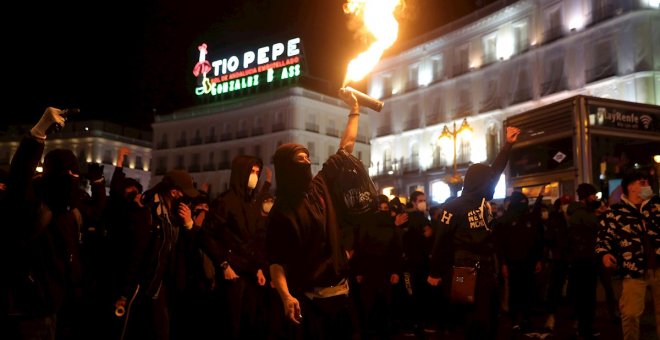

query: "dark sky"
left=4, top=0, right=491, bottom=130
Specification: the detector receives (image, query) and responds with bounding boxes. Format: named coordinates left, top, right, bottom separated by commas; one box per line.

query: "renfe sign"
left=193, top=37, right=302, bottom=97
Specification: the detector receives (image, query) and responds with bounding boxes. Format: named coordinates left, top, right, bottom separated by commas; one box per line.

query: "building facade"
left=0, top=120, right=153, bottom=192
left=150, top=86, right=371, bottom=198
left=366, top=0, right=660, bottom=204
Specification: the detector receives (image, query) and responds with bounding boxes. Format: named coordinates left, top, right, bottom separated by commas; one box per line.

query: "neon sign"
left=193, top=38, right=302, bottom=97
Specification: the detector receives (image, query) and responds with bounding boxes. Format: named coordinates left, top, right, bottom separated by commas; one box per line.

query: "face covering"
left=640, top=186, right=653, bottom=200
left=416, top=202, right=427, bottom=212
left=561, top=204, right=568, bottom=214
left=247, top=173, right=258, bottom=189
left=541, top=211, right=549, bottom=220
left=262, top=202, right=273, bottom=214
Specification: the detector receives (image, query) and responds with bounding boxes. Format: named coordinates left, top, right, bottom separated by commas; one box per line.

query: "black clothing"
left=429, top=142, right=513, bottom=339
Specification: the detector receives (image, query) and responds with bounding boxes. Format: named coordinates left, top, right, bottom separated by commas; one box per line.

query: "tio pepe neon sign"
left=193, top=38, right=302, bottom=97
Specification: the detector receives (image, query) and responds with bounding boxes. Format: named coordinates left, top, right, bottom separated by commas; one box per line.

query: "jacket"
left=596, top=195, right=660, bottom=278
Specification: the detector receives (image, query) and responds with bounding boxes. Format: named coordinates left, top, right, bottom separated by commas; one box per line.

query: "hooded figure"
left=37, top=148, right=81, bottom=212
left=427, top=126, right=520, bottom=340
left=202, top=155, right=270, bottom=339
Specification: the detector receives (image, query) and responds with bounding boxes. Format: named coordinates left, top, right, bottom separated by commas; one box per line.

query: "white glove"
left=31, top=107, right=66, bottom=139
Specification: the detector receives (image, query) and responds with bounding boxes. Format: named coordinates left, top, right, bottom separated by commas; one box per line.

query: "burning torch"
left=341, top=0, right=402, bottom=113
left=339, top=86, right=384, bottom=112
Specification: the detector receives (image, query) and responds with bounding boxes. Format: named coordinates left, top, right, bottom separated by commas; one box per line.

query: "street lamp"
left=438, top=118, right=473, bottom=193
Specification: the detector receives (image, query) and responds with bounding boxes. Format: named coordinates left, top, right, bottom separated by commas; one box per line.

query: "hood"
left=273, top=143, right=312, bottom=203
left=462, top=163, right=497, bottom=201
left=229, top=155, right=262, bottom=200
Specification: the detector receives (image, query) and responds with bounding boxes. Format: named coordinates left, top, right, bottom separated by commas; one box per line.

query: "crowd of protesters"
left=3, top=104, right=659, bottom=340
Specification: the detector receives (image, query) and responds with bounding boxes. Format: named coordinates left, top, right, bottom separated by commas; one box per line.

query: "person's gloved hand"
left=31, top=107, right=66, bottom=139
left=87, top=163, right=104, bottom=183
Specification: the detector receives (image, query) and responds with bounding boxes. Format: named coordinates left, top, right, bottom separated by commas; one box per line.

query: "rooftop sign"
left=193, top=37, right=302, bottom=98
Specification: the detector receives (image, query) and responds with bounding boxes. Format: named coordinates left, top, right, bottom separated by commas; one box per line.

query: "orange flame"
left=343, top=0, right=402, bottom=86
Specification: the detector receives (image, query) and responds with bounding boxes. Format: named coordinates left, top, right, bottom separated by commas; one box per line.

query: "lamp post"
left=438, top=118, right=473, bottom=196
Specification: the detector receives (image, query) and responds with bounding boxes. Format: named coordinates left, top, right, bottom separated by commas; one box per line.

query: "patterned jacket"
left=596, top=195, right=660, bottom=278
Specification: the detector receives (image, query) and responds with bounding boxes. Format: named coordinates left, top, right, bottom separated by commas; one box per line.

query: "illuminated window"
left=454, top=45, right=469, bottom=75
left=432, top=55, right=444, bottom=82
left=482, top=32, right=497, bottom=64
left=407, top=65, right=419, bottom=91
left=513, top=19, right=529, bottom=54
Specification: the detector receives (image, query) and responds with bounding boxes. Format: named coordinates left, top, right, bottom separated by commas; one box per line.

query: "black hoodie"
left=429, top=142, right=513, bottom=277
left=204, top=155, right=265, bottom=275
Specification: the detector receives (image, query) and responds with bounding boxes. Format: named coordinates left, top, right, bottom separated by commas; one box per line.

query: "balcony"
left=175, top=139, right=187, bottom=148
left=218, top=161, right=230, bottom=170
left=220, top=132, right=233, bottom=141
left=326, top=127, right=339, bottom=137
left=189, top=137, right=203, bottom=146
left=203, top=163, right=216, bottom=172
left=272, top=122, right=285, bottom=132
left=586, top=63, right=616, bottom=83
left=252, top=127, right=264, bottom=136
left=403, top=160, right=420, bottom=173
left=589, top=3, right=619, bottom=26
left=540, top=77, right=568, bottom=95
left=236, top=130, right=249, bottom=139
left=453, top=64, right=470, bottom=77
left=305, top=123, right=319, bottom=133
left=205, top=135, right=217, bottom=143
left=543, top=26, right=563, bottom=44
left=404, top=118, right=419, bottom=131
left=376, top=125, right=392, bottom=137
left=188, top=164, right=200, bottom=173
left=405, top=80, right=418, bottom=93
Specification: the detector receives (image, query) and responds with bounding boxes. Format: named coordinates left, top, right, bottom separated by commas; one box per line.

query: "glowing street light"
left=438, top=118, right=473, bottom=192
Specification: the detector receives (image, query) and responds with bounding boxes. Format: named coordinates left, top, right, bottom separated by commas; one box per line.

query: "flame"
left=343, top=0, right=402, bottom=85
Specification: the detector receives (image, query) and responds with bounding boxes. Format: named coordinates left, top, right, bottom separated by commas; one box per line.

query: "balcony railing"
left=188, top=164, right=200, bottom=173
left=252, top=127, right=264, bottom=136
left=220, top=132, right=233, bottom=141
left=203, top=163, right=216, bottom=172
left=236, top=130, right=249, bottom=139
left=189, top=137, right=203, bottom=145
left=218, top=161, right=231, bottom=170
left=205, top=135, right=217, bottom=143
left=175, top=139, right=187, bottom=148
left=326, top=127, right=339, bottom=137
left=305, top=123, right=319, bottom=133
left=272, top=122, right=285, bottom=132
left=586, top=63, right=616, bottom=83
left=543, top=26, right=563, bottom=44
left=376, top=125, right=391, bottom=137
left=404, top=118, right=419, bottom=131
left=589, top=3, right=619, bottom=26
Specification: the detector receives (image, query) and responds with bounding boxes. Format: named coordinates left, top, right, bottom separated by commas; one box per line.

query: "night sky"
left=4, top=0, right=492, bottom=131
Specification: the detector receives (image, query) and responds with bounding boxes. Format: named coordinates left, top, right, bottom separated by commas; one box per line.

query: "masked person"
left=427, top=126, right=521, bottom=340
left=266, top=89, right=367, bottom=339
left=5, top=107, right=85, bottom=339
left=597, top=171, right=660, bottom=340
left=113, top=169, right=201, bottom=340
left=202, top=156, right=271, bottom=340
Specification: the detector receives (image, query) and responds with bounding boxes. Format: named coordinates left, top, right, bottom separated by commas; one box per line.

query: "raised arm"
left=338, top=89, right=360, bottom=154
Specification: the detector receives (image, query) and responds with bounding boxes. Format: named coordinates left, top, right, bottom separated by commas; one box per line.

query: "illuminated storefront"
left=506, top=95, right=660, bottom=203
